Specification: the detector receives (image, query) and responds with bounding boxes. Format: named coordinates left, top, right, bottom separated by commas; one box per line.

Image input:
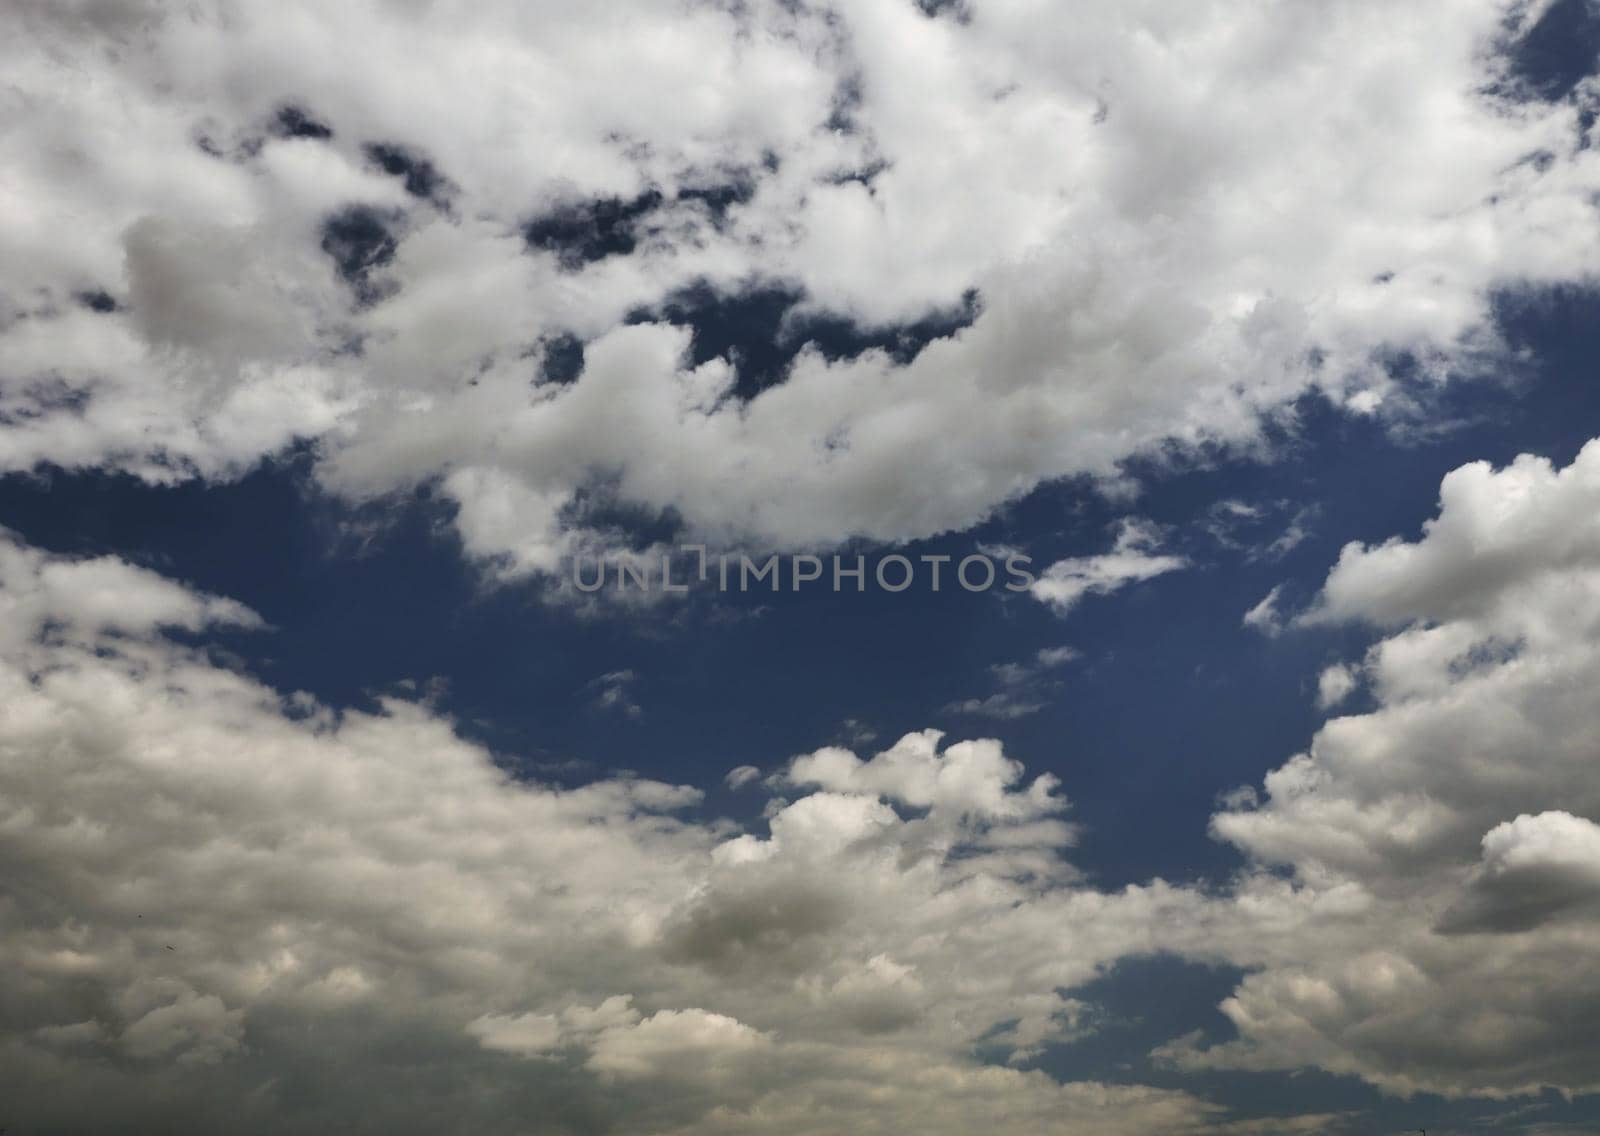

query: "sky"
left=4, top=1, right=1600, bottom=1134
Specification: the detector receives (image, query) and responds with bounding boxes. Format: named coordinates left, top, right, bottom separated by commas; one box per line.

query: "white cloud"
left=1241, top=585, right=1285, bottom=636
left=1035, top=645, right=1081, bottom=667
left=1184, top=438, right=1600, bottom=1097
left=1029, top=519, right=1188, bottom=613
left=1304, top=441, right=1600, bottom=629
left=724, top=764, right=763, bottom=790
left=4, top=1, right=1599, bottom=569
left=786, top=729, right=1062, bottom=824
left=1314, top=662, right=1358, bottom=710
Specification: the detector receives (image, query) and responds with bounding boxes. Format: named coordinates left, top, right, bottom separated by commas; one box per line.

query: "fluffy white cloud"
left=1180, top=439, right=1600, bottom=1097
left=1314, top=662, right=1358, bottom=710
left=5, top=0, right=1599, bottom=569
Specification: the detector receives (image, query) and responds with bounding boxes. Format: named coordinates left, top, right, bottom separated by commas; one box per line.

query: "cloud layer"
left=0, top=528, right=1235, bottom=1134
left=5, top=0, right=1600, bottom=571
left=8, top=436, right=1600, bottom=1125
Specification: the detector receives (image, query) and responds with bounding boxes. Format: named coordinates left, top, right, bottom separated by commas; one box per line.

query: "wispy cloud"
left=587, top=670, right=642, bottom=718
left=1028, top=520, right=1188, bottom=614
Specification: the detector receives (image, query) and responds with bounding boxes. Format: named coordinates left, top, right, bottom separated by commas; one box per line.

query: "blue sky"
left=5, top=2, right=1600, bottom=1134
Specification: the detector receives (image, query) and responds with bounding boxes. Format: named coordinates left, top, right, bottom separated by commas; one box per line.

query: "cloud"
left=1241, top=585, right=1285, bottom=636
left=943, top=692, right=1047, bottom=720
left=1183, top=437, right=1600, bottom=1097
left=15, top=431, right=1600, bottom=1119
left=585, top=1008, right=770, bottom=1081
left=945, top=647, right=1080, bottom=719
left=0, top=529, right=1236, bottom=1134
left=5, top=0, right=1599, bottom=571
left=1028, top=519, right=1188, bottom=613
left=724, top=764, right=763, bottom=790
left=1204, top=499, right=1318, bottom=562
left=465, top=1010, right=564, bottom=1056
left=0, top=527, right=263, bottom=637
left=1304, top=441, right=1600, bottom=629
left=1314, top=662, right=1358, bottom=710
left=1035, top=645, right=1082, bottom=668
left=588, top=668, right=642, bottom=718
left=785, top=729, right=1063, bottom=824
left=1438, top=811, right=1600, bottom=934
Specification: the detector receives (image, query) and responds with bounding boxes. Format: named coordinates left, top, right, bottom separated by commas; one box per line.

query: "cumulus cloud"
left=11, top=435, right=1600, bottom=1119
left=1184, top=438, right=1600, bottom=1097
left=0, top=529, right=1252, bottom=1135
left=1314, top=662, right=1358, bottom=710
left=1438, top=811, right=1600, bottom=934
left=5, top=0, right=1600, bottom=571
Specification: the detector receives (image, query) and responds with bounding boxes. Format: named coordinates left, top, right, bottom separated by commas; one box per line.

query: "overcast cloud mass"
left=4, top=1, right=1600, bottom=1133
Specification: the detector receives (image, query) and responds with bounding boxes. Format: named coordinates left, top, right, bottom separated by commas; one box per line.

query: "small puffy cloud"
left=724, top=764, right=763, bottom=790
left=786, top=729, right=1063, bottom=824
left=1028, top=520, right=1188, bottom=614
left=1241, top=585, right=1286, bottom=636
left=1035, top=645, right=1081, bottom=667
left=1314, top=663, right=1358, bottom=710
